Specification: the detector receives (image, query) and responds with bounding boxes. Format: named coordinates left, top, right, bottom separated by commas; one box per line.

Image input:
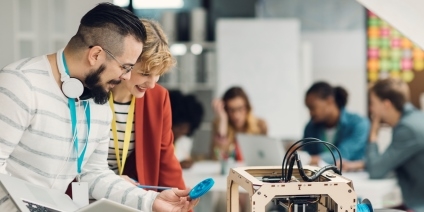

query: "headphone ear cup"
left=62, top=77, right=84, bottom=99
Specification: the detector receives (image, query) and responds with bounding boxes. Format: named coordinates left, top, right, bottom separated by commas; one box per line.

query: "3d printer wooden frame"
left=227, top=166, right=358, bottom=212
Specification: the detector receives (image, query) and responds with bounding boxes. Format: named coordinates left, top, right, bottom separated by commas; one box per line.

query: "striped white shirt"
left=108, top=101, right=135, bottom=173
left=0, top=56, right=158, bottom=211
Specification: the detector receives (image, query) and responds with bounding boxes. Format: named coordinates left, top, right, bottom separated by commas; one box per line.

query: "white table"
left=342, top=172, right=401, bottom=208
left=183, top=161, right=401, bottom=211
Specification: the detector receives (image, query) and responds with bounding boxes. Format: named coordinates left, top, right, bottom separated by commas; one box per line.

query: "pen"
left=131, top=178, right=173, bottom=190
left=137, top=185, right=172, bottom=190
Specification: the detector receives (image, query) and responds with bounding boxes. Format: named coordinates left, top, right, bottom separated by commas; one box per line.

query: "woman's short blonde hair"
left=138, top=19, right=176, bottom=75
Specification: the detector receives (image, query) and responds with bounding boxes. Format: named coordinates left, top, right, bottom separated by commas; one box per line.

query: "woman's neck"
left=111, top=83, right=132, bottom=103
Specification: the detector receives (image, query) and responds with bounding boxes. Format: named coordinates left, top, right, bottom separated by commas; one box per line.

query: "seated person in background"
left=365, top=78, right=424, bottom=211
left=303, top=82, right=370, bottom=169
left=211, top=86, right=267, bottom=161
left=108, top=19, right=187, bottom=193
left=169, top=90, right=204, bottom=169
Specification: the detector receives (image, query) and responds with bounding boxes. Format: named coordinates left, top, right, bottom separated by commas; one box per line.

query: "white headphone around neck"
left=56, top=49, right=84, bottom=99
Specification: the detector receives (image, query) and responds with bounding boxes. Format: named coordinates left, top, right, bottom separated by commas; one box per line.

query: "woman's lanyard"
left=62, top=53, right=90, bottom=178
left=108, top=93, right=135, bottom=175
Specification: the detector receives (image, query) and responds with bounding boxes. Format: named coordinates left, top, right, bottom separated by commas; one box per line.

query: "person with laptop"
left=364, top=78, right=424, bottom=211
left=211, top=86, right=266, bottom=212
left=211, top=86, right=267, bottom=161
left=0, top=3, right=198, bottom=212
left=303, top=82, right=370, bottom=170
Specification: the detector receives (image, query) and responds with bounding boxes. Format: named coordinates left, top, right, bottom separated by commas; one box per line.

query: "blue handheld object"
left=357, top=204, right=372, bottom=212
left=357, top=198, right=373, bottom=212
left=189, top=178, right=215, bottom=199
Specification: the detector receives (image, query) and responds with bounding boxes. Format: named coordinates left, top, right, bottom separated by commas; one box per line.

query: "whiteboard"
left=357, top=0, right=424, bottom=49
left=216, top=19, right=304, bottom=139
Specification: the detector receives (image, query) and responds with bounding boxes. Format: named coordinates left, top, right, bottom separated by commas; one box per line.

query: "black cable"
left=281, top=138, right=322, bottom=181
left=282, top=138, right=339, bottom=181
left=289, top=141, right=342, bottom=172
left=286, top=154, right=296, bottom=181
left=284, top=141, right=337, bottom=182
left=283, top=141, right=343, bottom=182
left=293, top=151, right=340, bottom=182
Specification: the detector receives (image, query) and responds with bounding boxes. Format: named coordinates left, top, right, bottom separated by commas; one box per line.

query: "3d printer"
left=226, top=138, right=392, bottom=212
left=227, top=165, right=357, bottom=212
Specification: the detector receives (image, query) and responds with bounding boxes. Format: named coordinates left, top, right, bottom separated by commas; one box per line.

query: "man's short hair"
left=370, top=78, right=410, bottom=112
left=68, top=3, right=146, bottom=56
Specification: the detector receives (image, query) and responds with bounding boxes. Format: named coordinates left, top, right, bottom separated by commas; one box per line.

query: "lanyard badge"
left=60, top=51, right=91, bottom=207
left=109, top=93, right=135, bottom=175
left=61, top=52, right=91, bottom=176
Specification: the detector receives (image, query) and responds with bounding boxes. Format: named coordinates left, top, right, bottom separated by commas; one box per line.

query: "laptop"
left=236, top=133, right=286, bottom=166
left=0, top=174, right=140, bottom=212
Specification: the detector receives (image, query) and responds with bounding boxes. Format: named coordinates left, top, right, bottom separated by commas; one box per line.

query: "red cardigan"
left=66, top=85, right=186, bottom=199
left=122, top=84, right=186, bottom=190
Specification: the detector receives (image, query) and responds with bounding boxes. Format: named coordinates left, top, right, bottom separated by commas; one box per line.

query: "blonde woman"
left=107, top=19, right=198, bottom=211
left=212, top=86, right=267, bottom=161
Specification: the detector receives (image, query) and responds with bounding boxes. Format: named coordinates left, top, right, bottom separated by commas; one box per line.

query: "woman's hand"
left=212, top=99, right=227, bottom=121
left=369, top=114, right=381, bottom=143
left=212, top=99, right=229, bottom=140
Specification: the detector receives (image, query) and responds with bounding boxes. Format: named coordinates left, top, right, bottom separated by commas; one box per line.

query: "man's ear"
left=87, top=46, right=103, bottom=66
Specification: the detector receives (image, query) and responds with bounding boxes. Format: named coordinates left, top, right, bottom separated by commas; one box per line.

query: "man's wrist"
left=150, top=192, right=160, bottom=212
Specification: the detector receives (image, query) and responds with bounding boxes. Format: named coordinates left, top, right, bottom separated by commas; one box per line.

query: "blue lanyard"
left=62, top=53, right=91, bottom=174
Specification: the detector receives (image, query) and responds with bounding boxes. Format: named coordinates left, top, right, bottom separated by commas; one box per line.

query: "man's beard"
left=85, top=64, right=121, bottom=104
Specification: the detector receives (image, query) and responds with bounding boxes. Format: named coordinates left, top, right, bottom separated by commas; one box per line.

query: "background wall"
left=0, top=0, right=111, bottom=69
left=217, top=19, right=304, bottom=139
left=302, top=31, right=367, bottom=116
left=258, top=0, right=368, bottom=116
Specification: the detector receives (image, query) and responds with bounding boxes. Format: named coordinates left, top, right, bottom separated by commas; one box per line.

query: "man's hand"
left=153, top=188, right=200, bottom=212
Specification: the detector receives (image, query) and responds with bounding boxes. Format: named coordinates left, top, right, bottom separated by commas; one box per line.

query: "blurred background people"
left=303, top=82, right=370, bottom=170
left=169, top=90, right=204, bottom=169
left=365, top=78, right=424, bottom=211
left=211, top=86, right=267, bottom=161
